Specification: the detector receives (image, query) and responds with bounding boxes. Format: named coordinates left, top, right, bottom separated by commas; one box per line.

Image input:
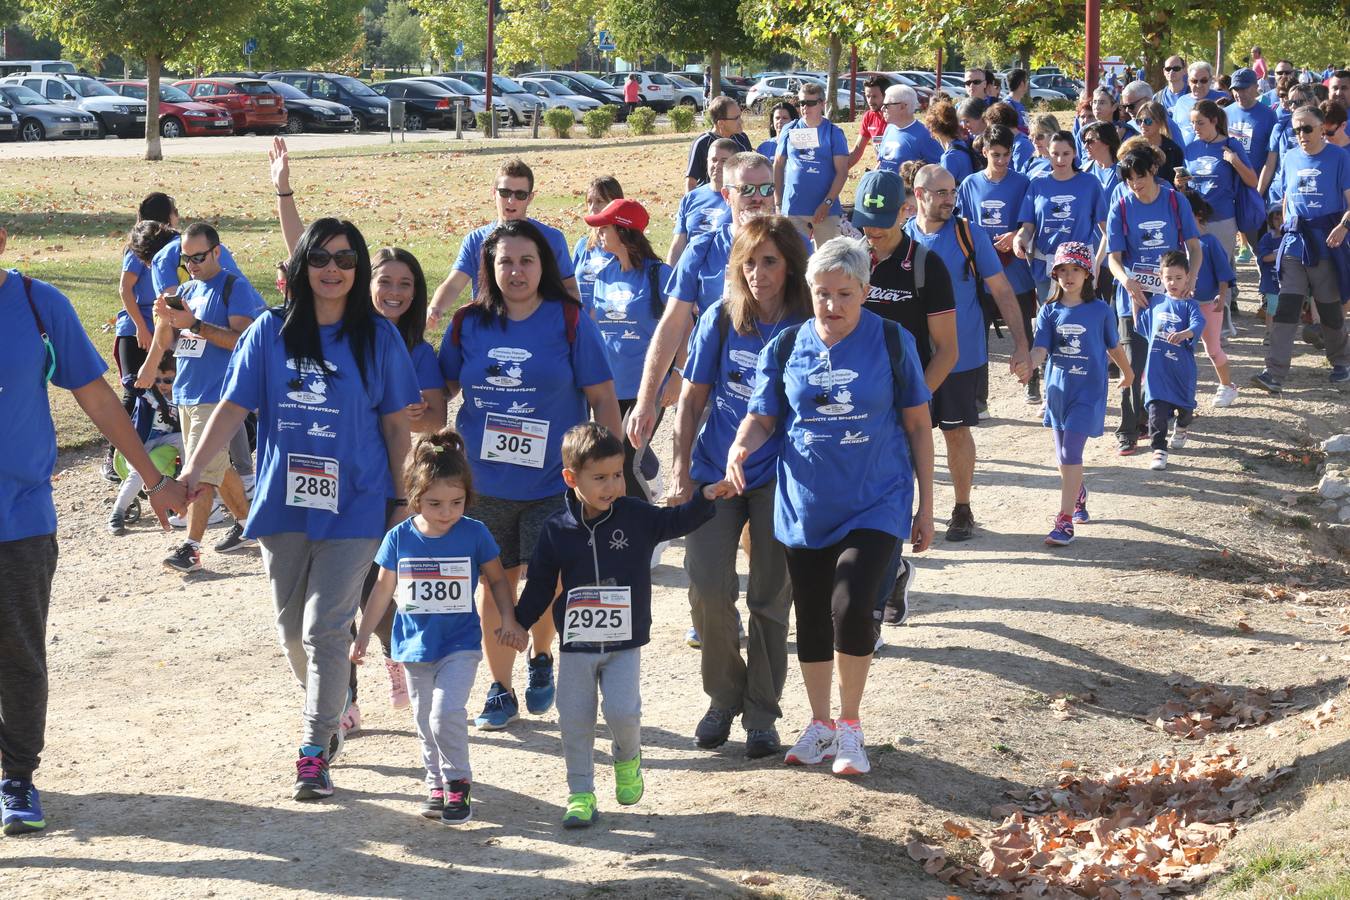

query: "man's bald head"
left=914, top=164, right=955, bottom=192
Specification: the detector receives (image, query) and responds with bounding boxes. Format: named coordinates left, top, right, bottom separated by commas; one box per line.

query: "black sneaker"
left=882, top=558, right=916, bottom=625
left=292, top=747, right=333, bottom=800
left=108, top=511, right=126, bottom=536
left=745, top=728, right=781, bottom=759
left=944, top=504, right=975, bottom=542
left=163, top=542, right=201, bottom=573
left=441, top=779, right=472, bottom=825
left=421, top=788, right=446, bottom=818
left=100, top=452, right=121, bottom=484
left=1024, top=379, right=1041, bottom=405
left=213, top=522, right=256, bottom=553
left=694, top=706, right=739, bottom=749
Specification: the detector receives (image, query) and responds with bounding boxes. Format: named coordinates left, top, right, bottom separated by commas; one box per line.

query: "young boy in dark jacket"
left=509, top=423, right=732, bottom=829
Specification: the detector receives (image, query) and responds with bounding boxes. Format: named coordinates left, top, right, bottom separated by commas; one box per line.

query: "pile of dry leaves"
left=908, top=745, right=1293, bottom=898
left=1145, top=677, right=1294, bottom=739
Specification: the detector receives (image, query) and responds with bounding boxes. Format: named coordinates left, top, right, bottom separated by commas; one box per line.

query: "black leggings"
left=784, top=528, right=897, bottom=662
left=114, top=335, right=148, bottom=416
left=618, top=397, right=663, bottom=502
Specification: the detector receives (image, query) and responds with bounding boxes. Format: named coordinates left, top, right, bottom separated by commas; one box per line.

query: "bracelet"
left=145, top=474, right=171, bottom=496
left=276, top=191, right=294, bottom=198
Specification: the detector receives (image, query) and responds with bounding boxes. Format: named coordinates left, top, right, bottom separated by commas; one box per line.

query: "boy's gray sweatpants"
left=556, top=647, right=641, bottom=794
left=259, top=533, right=380, bottom=749
left=404, top=649, right=481, bottom=788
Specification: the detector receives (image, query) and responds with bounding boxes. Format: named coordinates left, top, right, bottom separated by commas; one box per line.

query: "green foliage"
left=626, top=105, right=656, bottom=135
left=412, top=0, right=486, bottom=63
left=669, top=104, right=695, bottom=132
left=375, top=0, right=425, bottom=69
left=599, top=0, right=761, bottom=63
left=175, top=0, right=366, bottom=73
left=497, top=0, right=598, bottom=68
left=543, top=105, right=575, bottom=137
left=581, top=104, right=613, bottom=138
left=1230, top=13, right=1350, bottom=71
left=475, top=110, right=493, bottom=134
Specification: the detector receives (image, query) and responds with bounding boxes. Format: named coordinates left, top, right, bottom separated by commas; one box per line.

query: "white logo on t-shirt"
left=486, top=347, right=531, bottom=386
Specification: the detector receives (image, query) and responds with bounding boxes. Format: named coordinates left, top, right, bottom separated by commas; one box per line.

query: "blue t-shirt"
left=666, top=224, right=731, bottom=313
left=1019, top=172, right=1108, bottom=282
left=1011, top=134, right=1036, bottom=173
left=877, top=120, right=943, bottom=174
left=1021, top=156, right=1053, bottom=179
left=903, top=216, right=1004, bottom=372
left=1158, top=86, right=1188, bottom=110
left=1277, top=144, right=1350, bottom=258
left=777, top=119, right=849, bottom=216
left=1225, top=101, right=1277, bottom=167
left=1193, top=232, right=1236, bottom=303
left=0, top=272, right=109, bottom=542
left=756, top=138, right=778, bottom=159
left=571, top=236, right=612, bottom=311
left=1256, top=231, right=1281, bottom=294
left=1105, top=184, right=1200, bottom=316
left=1087, top=161, right=1121, bottom=200
left=172, top=270, right=267, bottom=407
left=1184, top=137, right=1252, bottom=222
left=116, top=251, right=156, bottom=339
left=150, top=240, right=241, bottom=295
left=410, top=340, right=442, bottom=392
left=748, top=312, right=931, bottom=549
left=940, top=140, right=977, bottom=185
left=683, top=300, right=806, bottom=490
left=451, top=218, right=575, bottom=296
left=438, top=300, right=614, bottom=501
left=374, top=515, right=500, bottom=663
left=589, top=257, right=672, bottom=400
left=1034, top=300, right=1119, bottom=437
left=1171, top=89, right=1227, bottom=144
left=1005, top=97, right=1028, bottom=131
left=221, top=313, right=421, bottom=540
left=1136, top=296, right=1205, bottom=409
left=958, top=170, right=1035, bottom=294
left=674, top=184, right=731, bottom=238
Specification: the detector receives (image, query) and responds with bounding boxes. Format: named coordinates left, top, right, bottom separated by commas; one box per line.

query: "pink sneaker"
left=340, top=701, right=361, bottom=735
left=386, top=658, right=410, bottom=709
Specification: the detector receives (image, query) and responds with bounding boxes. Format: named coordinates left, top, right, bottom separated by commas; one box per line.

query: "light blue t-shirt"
left=374, top=515, right=500, bottom=663
left=877, top=120, right=943, bottom=175
left=150, top=239, right=240, bottom=295
left=571, top=235, right=612, bottom=311
left=451, top=217, right=575, bottom=296
left=1105, top=184, right=1200, bottom=317
left=1276, top=144, right=1350, bottom=258
left=1157, top=85, right=1188, bottom=110
left=748, top=312, right=931, bottom=549
left=777, top=118, right=849, bottom=216
left=1184, top=137, right=1252, bottom=222
left=903, top=215, right=1004, bottom=372
left=1171, top=89, right=1227, bottom=145
left=666, top=224, right=732, bottom=314
left=673, top=184, right=731, bottom=238
left=0, top=272, right=109, bottom=542
left=958, top=170, right=1035, bottom=294
left=1018, top=172, right=1108, bottom=282
left=1137, top=296, right=1205, bottom=410
left=116, top=251, right=156, bottom=338
left=221, top=312, right=421, bottom=540
left=172, top=269, right=266, bottom=407
left=589, top=257, right=672, bottom=399
left=1225, top=101, right=1278, bottom=166
left=437, top=300, right=614, bottom=501
left=1193, top=232, right=1236, bottom=303
left=1033, top=300, right=1119, bottom=437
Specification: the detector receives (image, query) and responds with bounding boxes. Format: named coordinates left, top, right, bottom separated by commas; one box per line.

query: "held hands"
left=994, top=231, right=1016, bottom=254
left=1012, top=235, right=1029, bottom=261
left=145, top=479, right=188, bottom=531
left=701, top=480, right=737, bottom=501
left=495, top=615, right=528, bottom=651
left=664, top=468, right=694, bottom=506
left=1009, top=348, right=1032, bottom=384
left=725, top=444, right=750, bottom=494
left=269, top=137, right=291, bottom=194
left=349, top=634, right=370, bottom=664
left=1127, top=279, right=1149, bottom=310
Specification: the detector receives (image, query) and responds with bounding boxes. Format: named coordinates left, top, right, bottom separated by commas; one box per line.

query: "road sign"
left=244, top=38, right=258, bottom=56
left=597, top=30, right=615, bottom=51
left=454, top=40, right=464, bottom=58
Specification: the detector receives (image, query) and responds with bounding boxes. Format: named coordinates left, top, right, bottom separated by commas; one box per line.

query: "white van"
left=0, top=60, right=79, bottom=77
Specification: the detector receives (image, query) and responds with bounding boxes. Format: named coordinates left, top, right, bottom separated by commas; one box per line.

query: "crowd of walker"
left=1, top=54, right=1347, bottom=837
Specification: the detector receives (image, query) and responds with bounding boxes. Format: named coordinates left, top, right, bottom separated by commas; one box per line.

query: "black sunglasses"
left=729, top=182, right=774, bottom=197
left=1292, top=124, right=1317, bottom=135
left=182, top=244, right=218, bottom=265
left=306, top=248, right=360, bottom=270
left=496, top=187, right=530, bottom=201
left=798, top=98, right=821, bottom=107
left=963, top=79, right=984, bottom=86
left=1164, top=66, right=1184, bottom=72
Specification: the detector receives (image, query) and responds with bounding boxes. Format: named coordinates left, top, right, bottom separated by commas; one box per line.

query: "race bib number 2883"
left=286, top=453, right=339, bottom=512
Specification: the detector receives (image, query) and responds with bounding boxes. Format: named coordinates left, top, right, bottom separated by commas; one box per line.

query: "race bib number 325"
left=397, top=557, right=473, bottom=614
left=286, top=453, right=339, bottom=512
left=480, top=413, right=548, bottom=468
left=563, top=587, right=632, bottom=644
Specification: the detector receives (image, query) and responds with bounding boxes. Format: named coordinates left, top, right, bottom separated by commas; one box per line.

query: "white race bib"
left=285, top=453, right=339, bottom=512
left=480, top=413, right=548, bottom=469
left=174, top=331, right=206, bottom=359
left=563, top=587, right=632, bottom=644
left=396, top=557, right=473, bottom=614
left=1131, top=263, right=1164, bottom=294
left=789, top=127, right=820, bottom=150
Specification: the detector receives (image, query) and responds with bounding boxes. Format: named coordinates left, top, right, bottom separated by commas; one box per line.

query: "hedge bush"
left=670, top=105, right=696, bottom=133
left=543, top=106, right=575, bottom=138
left=582, top=105, right=615, bottom=138
left=475, top=111, right=493, bottom=135
left=627, top=106, right=656, bottom=135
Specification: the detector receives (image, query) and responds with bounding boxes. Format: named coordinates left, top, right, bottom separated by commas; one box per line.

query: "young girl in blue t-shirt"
left=1030, top=242, right=1133, bottom=547
left=351, top=429, right=527, bottom=825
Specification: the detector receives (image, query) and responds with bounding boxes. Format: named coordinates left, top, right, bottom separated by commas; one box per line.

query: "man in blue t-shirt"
left=774, top=81, right=849, bottom=248
left=1157, top=56, right=1189, bottom=110
left=138, top=223, right=264, bottom=574
left=1227, top=68, right=1278, bottom=191
left=667, top=137, right=737, bottom=265
left=0, top=225, right=188, bottom=837
left=427, top=158, right=578, bottom=326
left=1171, top=62, right=1227, bottom=144
left=876, top=84, right=943, bottom=175
left=905, top=165, right=1031, bottom=542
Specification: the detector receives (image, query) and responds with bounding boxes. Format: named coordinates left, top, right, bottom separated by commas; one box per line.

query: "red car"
left=172, top=77, right=288, bottom=134
left=108, top=81, right=234, bottom=138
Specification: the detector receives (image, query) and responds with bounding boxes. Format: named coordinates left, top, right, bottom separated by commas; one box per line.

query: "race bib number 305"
left=480, top=413, right=548, bottom=468
left=286, top=453, right=339, bottom=512
left=174, top=332, right=206, bottom=358
left=397, top=557, right=473, bottom=614
left=563, top=587, right=632, bottom=644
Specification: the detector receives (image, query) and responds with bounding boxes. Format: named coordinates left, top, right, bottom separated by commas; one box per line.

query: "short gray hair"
left=1121, top=80, right=1154, bottom=105
left=799, top=81, right=824, bottom=100
left=884, top=84, right=917, bottom=110
left=1189, top=61, right=1213, bottom=79
left=806, top=237, right=871, bottom=289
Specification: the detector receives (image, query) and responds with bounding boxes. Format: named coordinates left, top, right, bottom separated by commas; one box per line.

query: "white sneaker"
left=784, top=719, right=837, bottom=766
left=831, top=721, right=871, bottom=776
left=1150, top=450, right=1168, bottom=471
left=167, top=501, right=226, bottom=528
left=651, top=540, right=670, bottom=570
left=1170, top=428, right=1189, bottom=449
left=1213, top=383, right=1238, bottom=408
left=873, top=629, right=886, bottom=652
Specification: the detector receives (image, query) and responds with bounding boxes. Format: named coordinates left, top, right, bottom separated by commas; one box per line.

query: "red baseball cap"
left=584, top=198, right=650, bottom=232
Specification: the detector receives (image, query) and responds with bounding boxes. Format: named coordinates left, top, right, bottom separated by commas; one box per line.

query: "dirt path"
left=6, top=272, right=1350, bottom=898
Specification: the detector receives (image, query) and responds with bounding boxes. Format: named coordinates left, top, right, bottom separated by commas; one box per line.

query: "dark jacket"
left=515, top=491, right=716, bottom=653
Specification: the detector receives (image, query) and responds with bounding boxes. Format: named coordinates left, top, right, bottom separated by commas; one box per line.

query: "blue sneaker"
left=475, top=682, right=519, bottom=730
left=1, top=778, right=46, bottom=835
left=292, top=745, right=333, bottom=801
left=1044, top=513, right=1075, bottom=547
left=1072, top=484, right=1089, bottom=525
left=525, top=653, right=555, bottom=715
left=1249, top=370, right=1283, bottom=394
left=1331, top=366, right=1350, bottom=385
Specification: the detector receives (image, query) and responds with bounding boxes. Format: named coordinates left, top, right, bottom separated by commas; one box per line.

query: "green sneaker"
left=562, top=791, right=597, bottom=829
left=614, top=754, right=644, bottom=805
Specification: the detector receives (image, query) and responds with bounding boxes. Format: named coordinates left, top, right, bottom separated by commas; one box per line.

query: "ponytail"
left=405, top=427, right=474, bottom=510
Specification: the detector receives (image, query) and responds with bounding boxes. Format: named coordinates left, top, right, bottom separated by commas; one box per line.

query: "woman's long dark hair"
left=1191, top=99, right=1229, bottom=137
left=1082, top=120, right=1121, bottom=163
left=611, top=225, right=664, bottom=317
left=470, top=218, right=577, bottom=327
left=126, top=219, right=178, bottom=263
left=279, top=217, right=376, bottom=386
left=372, top=246, right=428, bottom=351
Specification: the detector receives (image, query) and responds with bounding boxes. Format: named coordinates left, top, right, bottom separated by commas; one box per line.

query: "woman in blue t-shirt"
left=757, top=102, right=800, bottom=159
left=670, top=215, right=811, bottom=758
left=438, top=218, right=621, bottom=732
left=1014, top=131, right=1109, bottom=302
left=729, top=237, right=934, bottom=778
left=927, top=100, right=980, bottom=186
left=571, top=176, right=622, bottom=310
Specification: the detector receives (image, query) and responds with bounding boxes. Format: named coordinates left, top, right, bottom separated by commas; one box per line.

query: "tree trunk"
left=1017, top=40, right=1034, bottom=71
left=710, top=46, right=721, bottom=101
left=145, top=53, right=162, bottom=162
left=1138, top=9, right=1172, bottom=89
left=825, top=34, right=841, bottom=118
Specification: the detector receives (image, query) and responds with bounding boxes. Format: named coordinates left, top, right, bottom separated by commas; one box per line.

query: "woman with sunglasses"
left=180, top=219, right=422, bottom=801
left=1321, top=100, right=1349, bottom=149
left=439, top=218, right=621, bottom=732
left=1014, top=131, right=1108, bottom=303
left=1251, top=105, right=1350, bottom=393
left=1081, top=121, right=1123, bottom=198
left=1130, top=101, right=1184, bottom=184
left=1024, top=114, right=1059, bottom=178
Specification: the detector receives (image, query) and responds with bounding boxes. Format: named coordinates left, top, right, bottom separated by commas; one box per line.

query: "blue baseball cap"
left=1231, top=68, right=1258, bottom=90
left=852, top=169, right=904, bottom=229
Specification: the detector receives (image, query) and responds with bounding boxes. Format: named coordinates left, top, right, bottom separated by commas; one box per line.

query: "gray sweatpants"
left=258, top=533, right=380, bottom=749
left=404, top=649, right=481, bottom=788
left=228, top=424, right=254, bottom=478
left=684, top=482, right=791, bottom=730
left=0, top=534, right=59, bottom=781
left=556, top=648, right=641, bottom=794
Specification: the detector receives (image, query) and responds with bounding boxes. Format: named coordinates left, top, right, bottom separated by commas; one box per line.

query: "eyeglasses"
left=716, top=113, right=742, bottom=122
left=729, top=182, right=774, bottom=197
left=798, top=98, right=821, bottom=107
left=182, top=245, right=218, bottom=264
left=963, top=79, right=984, bottom=86
left=306, top=247, right=360, bottom=270
left=1292, top=124, right=1317, bottom=135
left=1276, top=69, right=1295, bottom=77
left=496, top=187, right=530, bottom=201
left=1164, top=66, right=1184, bottom=73
left=924, top=188, right=957, bottom=198
left=1190, top=77, right=1211, bottom=84
left=882, top=100, right=905, bottom=107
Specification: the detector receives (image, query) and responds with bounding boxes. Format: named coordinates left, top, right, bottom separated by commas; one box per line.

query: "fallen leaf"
left=943, top=819, right=975, bottom=839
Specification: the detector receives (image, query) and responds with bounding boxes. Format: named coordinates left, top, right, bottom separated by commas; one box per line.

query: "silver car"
left=453, top=72, right=541, bottom=126
left=517, top=78, right=601, bottom=122
left=413, top=77, right=511, bottom=128
left=0, top=84, right=99, bottom=141
left=745, top=75, right=861, bottom=113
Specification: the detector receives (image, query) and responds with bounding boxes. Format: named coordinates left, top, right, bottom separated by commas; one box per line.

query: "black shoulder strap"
left=774, top=322, right=804, bottom=410
left=881, top=318, right=908, bottom=412
left=221, top=272, right=237, bottom=307
left=20, top=274, right=48, bottom=338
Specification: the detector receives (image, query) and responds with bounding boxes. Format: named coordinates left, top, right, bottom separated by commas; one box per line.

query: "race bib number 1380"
left=397, top=557, right=473, bottom=614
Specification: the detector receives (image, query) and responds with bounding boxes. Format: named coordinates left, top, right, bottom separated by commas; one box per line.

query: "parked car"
left=0, top=59, right=78, bottom=77
left=838, top=73, right=933, bottom=110
left=370, top=79, right=465, bottom=130
left=0, top=73, right=146, bottom=137
left=264, top=80, right=354, bottom=133
left=996, top=75, right=1063, bottom=105
left=0, top=84, right=99, bottom=141
left=665, top=73, right=705, bottom=109
left=529, top=70, right=626, bottom=113
left=517, top=77, right=602, bottom=122
left=263, top=71, right=389, bottom=131
left=744, top=75, right=861, bottom=114
left=173, top=77, right=287, bottom=134
left=108, top=81, right=234, bottom=138
left=0, top=101, right=18, bottom=141
left=1030, top=73, right=1083, bottom=101
left=414, top=76, right=511, bottom=128
left=600, top=71, right=675, bottom=112
left=452, top=72, right=541, bottom=126
left=681, top=72, right=747, bottom=104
